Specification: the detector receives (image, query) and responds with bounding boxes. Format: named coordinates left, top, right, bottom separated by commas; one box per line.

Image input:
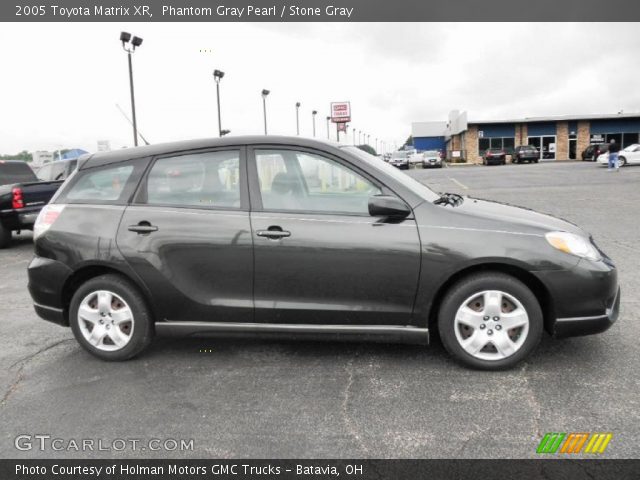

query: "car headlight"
left=545, top=231, right=601, bottom=261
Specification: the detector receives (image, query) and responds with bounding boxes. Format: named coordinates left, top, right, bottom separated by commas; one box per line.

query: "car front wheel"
left=70, top=274, right=153, bottom=361
left=438, top=272, right=543, bottom=370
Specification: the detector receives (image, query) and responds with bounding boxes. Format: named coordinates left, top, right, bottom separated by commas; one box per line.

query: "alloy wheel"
left=453, top=290, right=529, bottom=361
left=77, top=290, right=135, bottom=351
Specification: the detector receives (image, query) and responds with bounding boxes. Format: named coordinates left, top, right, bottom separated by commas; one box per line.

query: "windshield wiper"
left=433, top=192, right=464, bottom=207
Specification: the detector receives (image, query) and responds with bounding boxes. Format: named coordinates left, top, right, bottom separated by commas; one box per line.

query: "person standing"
left=608, top=138, right=620, bottom=172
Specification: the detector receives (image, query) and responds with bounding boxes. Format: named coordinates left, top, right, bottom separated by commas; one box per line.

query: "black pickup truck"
left=0, top=161, right=65, bottom=248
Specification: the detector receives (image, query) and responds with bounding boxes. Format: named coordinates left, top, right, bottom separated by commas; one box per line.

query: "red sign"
left=337, top=123, right=347, bottom=132
left=331, top=102, right=351, bottom=123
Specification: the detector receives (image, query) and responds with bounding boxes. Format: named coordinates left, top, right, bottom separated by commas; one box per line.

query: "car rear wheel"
left=70, top=274, right=153, bottom=361
left=618, top=157, right=627, bottom=167
left=437, top=272, right=543, bottom=370
left=0, top=223, right=11, bottom=249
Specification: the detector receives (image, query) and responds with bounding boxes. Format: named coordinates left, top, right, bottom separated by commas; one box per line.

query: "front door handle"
left=128, top=222, right=158, bottom=234
left=256, top=227, right=291, bottom=239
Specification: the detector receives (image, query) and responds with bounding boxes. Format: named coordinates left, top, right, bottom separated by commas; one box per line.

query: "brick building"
left=412, top=112, right=640, bottom=164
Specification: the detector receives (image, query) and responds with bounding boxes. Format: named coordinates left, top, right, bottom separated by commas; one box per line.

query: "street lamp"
left=213, top=69, right=225, bottom=137
left=367, top=134, right=370, bottom=145
left=261, top=89, right=270, bottom=135
left=326, top=116, right=331, bottom=140
left=295, top=102, right=301, bottom=135
left=120, top=31, right=143, bottom=147
left=220, top=129, right=231, bottom=136
left=312, top=110, right=317, bottom=137
left=352, top=127, right=356, bottom=145
left=358, top=130, right=362, bottom=144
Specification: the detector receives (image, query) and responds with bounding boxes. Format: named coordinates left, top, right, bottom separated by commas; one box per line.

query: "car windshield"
left=623, top=144, right=639, bottom=152
left=391, top=152, right=407, bottom=159
left=341, top=146, right=440, bottom=202
left=488, top=149, right=503, bottom=153
left=423, top=150, right=439, bottom=156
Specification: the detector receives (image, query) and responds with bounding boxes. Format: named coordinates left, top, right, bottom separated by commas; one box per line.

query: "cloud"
left=0, top=22, right=638, bottom=154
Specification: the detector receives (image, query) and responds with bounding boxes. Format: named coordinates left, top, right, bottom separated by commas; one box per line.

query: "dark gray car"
left=27, top=136, right=619, bottom=370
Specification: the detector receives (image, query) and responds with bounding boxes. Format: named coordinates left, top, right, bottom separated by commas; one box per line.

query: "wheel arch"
left=427, top=262, right=556, bottom=337
left=61, top=263, right=156, bottom=326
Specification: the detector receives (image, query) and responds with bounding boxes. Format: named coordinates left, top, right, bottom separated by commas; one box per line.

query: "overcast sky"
left=1, top=22, right=639, bottom=154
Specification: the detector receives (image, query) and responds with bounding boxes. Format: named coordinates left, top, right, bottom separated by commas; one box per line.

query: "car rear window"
left=0, top=161, right=38, bottom=185
left=55, top=159, right=147, bottom=205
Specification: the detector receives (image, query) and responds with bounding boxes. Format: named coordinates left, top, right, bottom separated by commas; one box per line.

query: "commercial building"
left=412, top=111, right=640, bottom=164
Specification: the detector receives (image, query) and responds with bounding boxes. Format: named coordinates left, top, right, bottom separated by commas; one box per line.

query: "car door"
left=248, top=146, right=421, bottom=326
left=116, top=147, right=254, bottom=323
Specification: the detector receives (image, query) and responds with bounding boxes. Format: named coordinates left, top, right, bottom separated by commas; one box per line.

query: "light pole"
left=295, top=102, right=301, bottom=135
left=358, top=130, right=362, bottom=144
left=261, top=89, right=270, bottom=135
left=326, top=116, right=331, bottom=140
left=120, top=31, right=143, bottom=147
left=352, top=128, right=356, bottom=145
left=312, top=110, right=317, bottom=137
left=367, top=134, right=371, bottom=146
left=213, top=69, right=225, bottom=137
left=375, top=138, right=378, bottom=152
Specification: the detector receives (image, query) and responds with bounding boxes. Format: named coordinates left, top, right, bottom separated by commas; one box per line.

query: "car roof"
left=80, top=136, right=342, bottom=169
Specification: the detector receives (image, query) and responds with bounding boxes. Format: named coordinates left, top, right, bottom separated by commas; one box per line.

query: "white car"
left=421, top=150, right=443, bottom=168
left=597, top=144, right=640, bottom=167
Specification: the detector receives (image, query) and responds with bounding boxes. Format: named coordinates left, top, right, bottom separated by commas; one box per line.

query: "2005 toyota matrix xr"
left=28, top=136, right=620, bottom=369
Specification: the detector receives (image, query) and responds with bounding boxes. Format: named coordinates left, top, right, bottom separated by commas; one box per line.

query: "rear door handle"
left=128, top=223, right=158, bottom=234
left=256, top=229, right=291, bottom=239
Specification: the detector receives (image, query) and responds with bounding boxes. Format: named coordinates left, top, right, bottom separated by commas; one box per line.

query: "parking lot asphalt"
left=1, top=161, right=638, bottom=459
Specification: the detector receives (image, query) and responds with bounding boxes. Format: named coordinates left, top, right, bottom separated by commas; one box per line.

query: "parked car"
left=389, top=151, right=409, bottom=169
left=35, top=158, right=78, bottom=182
left=582, top=144, right=608, bottom=161
left=421, top=150, right=443, bottom=168
left=482, top=148, right=506, bottom=165
left=512, top=146, right=539, bottom=164
left=597, top=144, right=640, bottom=167
left=28, top=136, right=619, bottom=370
left=0, top=160, right=65, bottom=248
left=408, top=153, right=424, bottom=168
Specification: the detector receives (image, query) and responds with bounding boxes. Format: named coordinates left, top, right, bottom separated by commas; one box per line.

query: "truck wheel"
left=70, top=274, right=154, bottom=361
left=437, top=272, right=543, bottom=370
left=0, top=223, right=11, bottom=249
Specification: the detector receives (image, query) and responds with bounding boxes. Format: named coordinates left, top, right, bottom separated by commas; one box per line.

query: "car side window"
left=255, top=149, right=381, bottom=215
left=145, top=150, right=241, bottom=209
left=36, top=164, right=52, bottom=181
left=50, top=162, right=66, bottom=181
left=65, top=164, right=134, bottom=202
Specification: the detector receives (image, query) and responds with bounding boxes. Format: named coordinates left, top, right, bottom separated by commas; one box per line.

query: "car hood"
left=448, top=197, right=586, bottom=237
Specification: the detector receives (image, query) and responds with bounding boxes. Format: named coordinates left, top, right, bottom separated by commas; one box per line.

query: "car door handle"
left=256, top=229, right=291, bottom=239
left=128, top=223, right=158, bottom=234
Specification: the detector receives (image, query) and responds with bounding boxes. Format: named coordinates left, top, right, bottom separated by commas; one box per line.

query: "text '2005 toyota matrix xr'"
left=28, top=136, right=619, bottom=370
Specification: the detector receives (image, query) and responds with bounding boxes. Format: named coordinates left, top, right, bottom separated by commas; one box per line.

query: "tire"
left=618, top=157, right=627, bottom=167
left=0, top=223, right=11, bottom=249
left=437, top=272, right=543, bottom=370
left=534, top=159, right=539, bottom=163
left=70, top=274, right=154, bottom=361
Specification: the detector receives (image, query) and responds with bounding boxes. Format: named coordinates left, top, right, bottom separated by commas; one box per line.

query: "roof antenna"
left=116, top=103, right=151, bottom=145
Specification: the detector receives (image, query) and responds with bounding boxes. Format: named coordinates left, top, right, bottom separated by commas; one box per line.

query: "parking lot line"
left=448, top=177, right=469, bottom=190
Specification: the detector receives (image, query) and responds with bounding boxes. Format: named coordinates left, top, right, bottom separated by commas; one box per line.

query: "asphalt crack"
left=2, top=338, right=73, bottom=406
left=341, top=352, right=368, bottom=456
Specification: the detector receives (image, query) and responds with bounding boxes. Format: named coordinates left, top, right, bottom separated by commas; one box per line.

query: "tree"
left=0, top=150, right=32, bottom=162
left=404, top=135, right=413, bottom=148
left=357, top=144, right=377, bottom=156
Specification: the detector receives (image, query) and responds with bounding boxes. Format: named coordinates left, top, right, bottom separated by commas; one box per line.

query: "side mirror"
left=368, top=195, right=411, bottom=219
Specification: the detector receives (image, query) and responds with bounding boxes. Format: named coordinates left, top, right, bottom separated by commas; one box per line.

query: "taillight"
left=33, top=204, right=66, bottom=240
left=12, top=187, right=24, bottom=209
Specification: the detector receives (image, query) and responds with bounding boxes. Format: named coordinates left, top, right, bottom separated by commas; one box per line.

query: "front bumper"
left=535, top=257, right=620, bottom=338
left=554, top=286, right=620, bottom=338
